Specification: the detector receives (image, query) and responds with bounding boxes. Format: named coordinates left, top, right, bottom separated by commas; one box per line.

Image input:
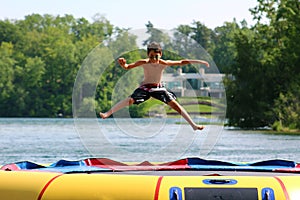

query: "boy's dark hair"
left=147, top=42, right=162, bottom=55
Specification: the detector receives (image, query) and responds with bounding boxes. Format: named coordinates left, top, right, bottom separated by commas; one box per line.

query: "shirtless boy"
left=100, top=42, right=210, bottom=131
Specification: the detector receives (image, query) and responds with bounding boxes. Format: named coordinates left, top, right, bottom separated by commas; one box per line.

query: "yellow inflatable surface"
left=1, top=170, right=300, bottom=200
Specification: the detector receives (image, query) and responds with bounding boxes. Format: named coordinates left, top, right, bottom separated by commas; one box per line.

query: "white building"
left=162, top=68, right=226, bottom=98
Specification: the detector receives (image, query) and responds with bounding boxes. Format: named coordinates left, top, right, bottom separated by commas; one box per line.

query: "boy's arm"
left=118, top=58, right=147, bottom=70
left=162, top=59, right=210, bottom=67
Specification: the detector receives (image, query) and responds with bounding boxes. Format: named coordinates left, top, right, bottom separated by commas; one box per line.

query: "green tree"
left=226, top=0, right=300, bottom=129
left=0, top=42, right=15, bottom=116
left=175, top=21, right=215, bottom=57
left=190, top=21, right=216, bottom=56
left=143, top=21, right=171, bottom=47
left=171, top=22, right=215, bottom=73
left=213, top=21, right=241, bottom=73
left=95, top=29, right=143, bottom=117
left=226, top=30, right=267, bottom=128
left=0, top=14, right=115, bottom=117
left=0, top=20, right=20, bottom=44
left=12, top=57, right=46, bottom=116
left=273, top=87, right=300, bottom=131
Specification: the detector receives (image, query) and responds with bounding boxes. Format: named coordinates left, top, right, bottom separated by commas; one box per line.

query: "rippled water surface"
left=0, top=118, right=299, bottom=165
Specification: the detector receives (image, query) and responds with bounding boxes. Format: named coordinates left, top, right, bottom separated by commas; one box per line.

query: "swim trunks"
left=131, top=83, right=177, bottom=105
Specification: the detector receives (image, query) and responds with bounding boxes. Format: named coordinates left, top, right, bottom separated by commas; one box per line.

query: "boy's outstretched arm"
left=163, top=59, right=210, bottom=67
left=183, top=59, right=210, bottom=67
left=118, top=58, right=147, bottom=70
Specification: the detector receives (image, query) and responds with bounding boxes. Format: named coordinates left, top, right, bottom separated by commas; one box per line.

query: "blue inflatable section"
left=13, top=161, right=45, bottom=170
left=188, top=158, right=296, bottom=171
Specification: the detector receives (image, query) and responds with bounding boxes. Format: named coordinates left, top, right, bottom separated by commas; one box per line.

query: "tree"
left=226, top=0, right=300, bottom=130
left=213, top=21, right=240, bottom=73
left=0, top=42, right=15, bottom=116
left=175, top=21, right=215, bottom=57
left=95, top=29, right=143, bottom=117
left=0, top=20, right=20, bottom=44
left=172, top=22, right=216, bottom=73
left=0, top=14, right=115, bottom=117
left=143, top=21, right=171, bottom=47
left=226, top=30, right=268, bottom=128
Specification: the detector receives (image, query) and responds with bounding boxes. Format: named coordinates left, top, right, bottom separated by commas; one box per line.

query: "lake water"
left=0, top=118, right=300, bottom=165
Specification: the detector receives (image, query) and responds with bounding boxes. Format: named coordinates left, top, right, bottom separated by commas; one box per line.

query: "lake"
left=0, top=118, right=299, bottom=165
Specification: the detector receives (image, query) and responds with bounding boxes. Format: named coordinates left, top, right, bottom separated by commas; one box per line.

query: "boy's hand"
left=203, top=61, right=210, bottom=67
left=118, top=58, right=127, bottom=68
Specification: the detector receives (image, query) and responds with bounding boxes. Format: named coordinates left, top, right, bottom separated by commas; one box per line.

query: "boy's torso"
left=141, top=63, right=167, bottom=84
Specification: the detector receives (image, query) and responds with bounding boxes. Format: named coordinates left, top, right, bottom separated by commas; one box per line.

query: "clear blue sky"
left=1, top=0, right=258, bottom=29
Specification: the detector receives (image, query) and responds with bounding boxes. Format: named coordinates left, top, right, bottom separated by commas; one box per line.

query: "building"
left=162, top=68, right=226, bottom=98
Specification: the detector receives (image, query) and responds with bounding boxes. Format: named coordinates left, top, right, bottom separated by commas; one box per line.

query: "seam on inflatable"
left=154, top=176, right=164, bottom=200
left=274, top=176, right=290, bottom=200
left=37, top=174, right=63, bottom=200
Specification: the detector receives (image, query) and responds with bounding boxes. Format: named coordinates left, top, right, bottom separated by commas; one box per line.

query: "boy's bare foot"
left=192, top=125, right=204, bottom=131
left=99, top=112, right=109, bottom=119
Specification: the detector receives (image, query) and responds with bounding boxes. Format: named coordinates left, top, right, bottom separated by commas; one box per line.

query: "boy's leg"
left=167, top=100, right=204, bottom=131
left=100, top=97, right=135, bottom=119
left=100, top=87, right=150, bottom=119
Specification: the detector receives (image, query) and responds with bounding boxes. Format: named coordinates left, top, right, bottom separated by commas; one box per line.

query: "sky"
left=1, top=0, right=258, bottom=30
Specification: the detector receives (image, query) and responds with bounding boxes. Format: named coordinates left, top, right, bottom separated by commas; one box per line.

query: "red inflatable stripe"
left=37, top=174, right=63, bottom=200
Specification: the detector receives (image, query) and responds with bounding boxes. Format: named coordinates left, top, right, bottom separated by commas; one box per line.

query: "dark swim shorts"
left=131, top=83, right=177, bottom=105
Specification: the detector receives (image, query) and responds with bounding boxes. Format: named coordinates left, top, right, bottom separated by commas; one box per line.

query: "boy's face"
left=148, top=50, right=162, bottom=63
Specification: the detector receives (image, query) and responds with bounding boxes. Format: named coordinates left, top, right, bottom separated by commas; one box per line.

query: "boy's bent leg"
left=100, top=97, right=135, bottom=119
left=167, top=100, right=204, bottom=131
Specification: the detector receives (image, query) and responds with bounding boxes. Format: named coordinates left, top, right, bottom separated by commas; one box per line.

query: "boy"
left=100, top=42, right=210, bottom=131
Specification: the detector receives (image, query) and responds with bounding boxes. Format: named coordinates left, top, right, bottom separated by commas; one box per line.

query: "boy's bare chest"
left=142, top=64, right=166, bottom=82
left=143, top=64, right=165, bottom=72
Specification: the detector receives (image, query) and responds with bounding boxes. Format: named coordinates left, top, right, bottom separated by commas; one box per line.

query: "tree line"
left=0, top=0, right=299, bottom=131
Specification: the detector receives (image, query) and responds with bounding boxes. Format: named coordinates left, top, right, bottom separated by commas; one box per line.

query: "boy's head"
left=147, top=42, right=162, bottom=61
left=147, top=42, right=162, bottom=54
